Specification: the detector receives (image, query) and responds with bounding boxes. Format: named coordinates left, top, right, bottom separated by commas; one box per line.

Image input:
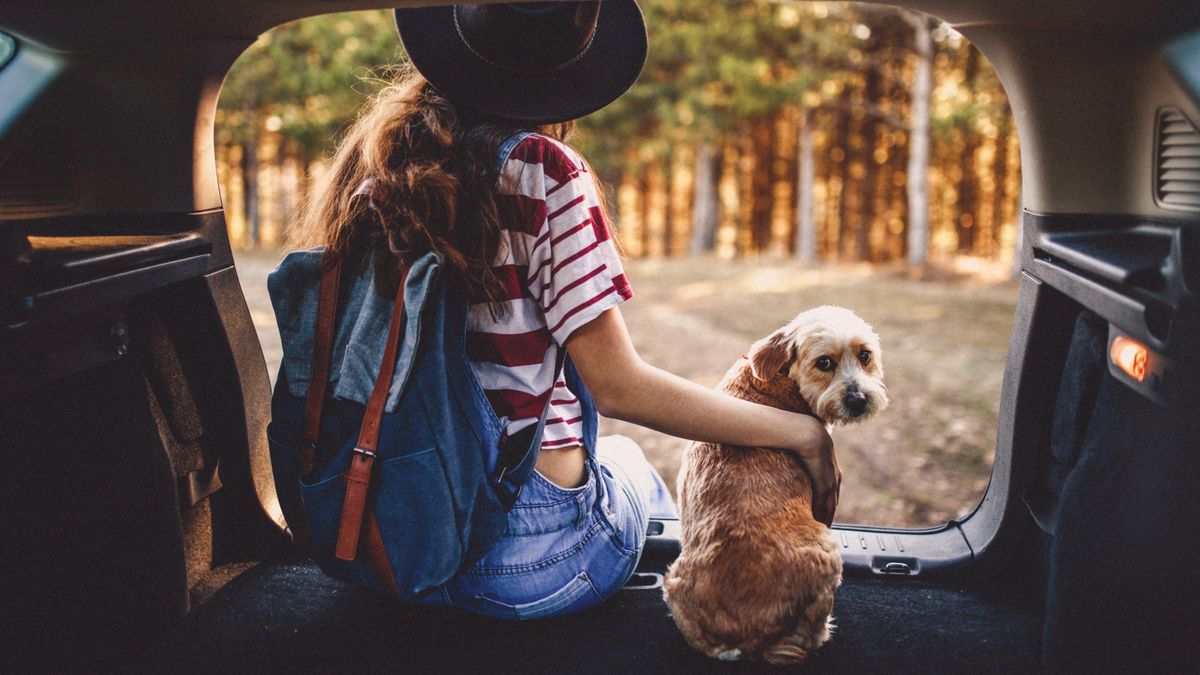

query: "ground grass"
left=237, top=249, right=1019, bottom=529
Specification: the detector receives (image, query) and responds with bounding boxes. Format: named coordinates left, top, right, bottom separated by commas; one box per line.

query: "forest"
left=216, top=1, right=1020, bottom=270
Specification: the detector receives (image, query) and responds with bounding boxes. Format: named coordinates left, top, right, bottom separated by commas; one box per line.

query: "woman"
left=278, top=1, right=836, bottom=620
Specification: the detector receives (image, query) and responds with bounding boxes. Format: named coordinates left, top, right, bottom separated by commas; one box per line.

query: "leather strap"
left=363, top=509, right=400, bottom=596
left=299, top=252, right=343, bottom=475
left=335, top=267, right=409, bottom=562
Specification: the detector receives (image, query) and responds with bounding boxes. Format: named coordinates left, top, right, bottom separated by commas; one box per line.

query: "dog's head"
left=747, top=305, right=888, bottom=425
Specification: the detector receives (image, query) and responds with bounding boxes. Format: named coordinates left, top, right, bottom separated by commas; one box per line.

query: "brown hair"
left=290, top=64, right=576, bottom=301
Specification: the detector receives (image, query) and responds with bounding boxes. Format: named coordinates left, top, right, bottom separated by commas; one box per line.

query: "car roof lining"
left=3, top=1, right=1200, bottom=52
left=1, top=2, right=1199, bottom=220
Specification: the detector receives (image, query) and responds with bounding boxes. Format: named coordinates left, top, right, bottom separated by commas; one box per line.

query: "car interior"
left=1, top=1, right=1198, bottom=671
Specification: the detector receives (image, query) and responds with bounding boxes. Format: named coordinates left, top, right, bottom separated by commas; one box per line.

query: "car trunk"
left=2, top=1, right=1199, bottom=672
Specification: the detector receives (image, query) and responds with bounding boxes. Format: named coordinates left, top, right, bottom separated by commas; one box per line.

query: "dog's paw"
left=763, top=639, right=809, bottom=666
left=813, top=614, right=835, bottom=648
left=711, top=648, right=742, bottom=662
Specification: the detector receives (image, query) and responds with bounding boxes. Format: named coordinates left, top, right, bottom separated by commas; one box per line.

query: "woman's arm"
left=565, top=306, right=840, bottom=526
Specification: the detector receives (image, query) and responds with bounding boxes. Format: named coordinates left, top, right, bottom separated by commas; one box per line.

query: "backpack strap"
left=298, top=250, right=343, bottom=475
left=335, top=264, right=409, bottom=565
left=496, top=130, right=532, bottom=173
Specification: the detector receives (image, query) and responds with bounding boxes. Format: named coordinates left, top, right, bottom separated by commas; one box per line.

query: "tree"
left=217, top=11, right=398, bottom=243
left=904, top=11, right=933, bottom=268
left=690, top=141, right=721, bottom=254
left=794, top=109, right=817, bottom=263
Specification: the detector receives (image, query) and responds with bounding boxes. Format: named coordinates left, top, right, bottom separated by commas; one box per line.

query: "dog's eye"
left=815, top=356, right=835, bottom=372
left=859, top=350, right=871, bottom=366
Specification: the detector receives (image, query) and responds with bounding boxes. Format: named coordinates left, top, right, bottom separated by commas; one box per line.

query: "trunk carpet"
left=155, top=555, right=1041, bottom=673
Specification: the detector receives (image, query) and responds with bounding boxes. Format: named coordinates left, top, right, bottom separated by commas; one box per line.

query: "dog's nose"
left=845, top=389, right=868, bottom=416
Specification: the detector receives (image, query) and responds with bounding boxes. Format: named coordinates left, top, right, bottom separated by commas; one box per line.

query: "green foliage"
left=217, top=2, right=892, bottom=175
left=576, top=1, right=870, bottom=177
left=218, top=10, right=400, bottom=161
left=216, top=1, right=1018, bottom=263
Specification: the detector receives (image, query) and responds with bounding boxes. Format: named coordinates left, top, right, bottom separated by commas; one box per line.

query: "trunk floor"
left=165, top=556, right=1042, bottom=673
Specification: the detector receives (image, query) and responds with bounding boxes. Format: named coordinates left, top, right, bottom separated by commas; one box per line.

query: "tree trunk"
left=990, top=122, right=1012, bottom=257
left=956, top=47, right=982, bottom=254
left=240, top=120, right=261, bottom=248
left=794, top=110, right=817, bottom=264
left=689, top=141, right=721, bottom=255
left=857, top=32, right=886, bottom=262
left=834, top=89, right=855, bottom=261
left=662, top=148, right=676, bottom=256
left=905, top=13, right=933, bottom=268
left=278, top=142, right=294, bottom=242
left=887, top=57, right=911, bottom=262
left=780, top=114, right=799, bottom=255
left=638, top=160, right=654, bottom=257
left=749, top=118, right=776, bottom=253
left=818, top=110, right=837, bottom=259
left=731, top=138, right=751, bottom=256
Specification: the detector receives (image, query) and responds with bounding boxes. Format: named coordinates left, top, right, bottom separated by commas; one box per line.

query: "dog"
left=663, top=305, right=888, bottom=665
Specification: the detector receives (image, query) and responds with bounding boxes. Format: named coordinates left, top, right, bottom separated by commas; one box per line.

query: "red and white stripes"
left=467, top=134, right=631, bottom=449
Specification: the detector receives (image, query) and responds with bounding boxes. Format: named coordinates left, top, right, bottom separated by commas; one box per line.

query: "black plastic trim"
left=0, top=210, right=235, bottom=397
left=640, top=518, right=974, bottom=579
left=14, top=254, right=210, bottom=330
left=1029, top=214, right=1198, bottom=352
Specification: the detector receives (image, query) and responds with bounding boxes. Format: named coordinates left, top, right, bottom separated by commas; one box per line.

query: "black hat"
left=394, top=2, right=647, bottom=125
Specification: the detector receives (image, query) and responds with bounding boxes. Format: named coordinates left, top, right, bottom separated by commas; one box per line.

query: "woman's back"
left=467, top=132, right=631, bottom=456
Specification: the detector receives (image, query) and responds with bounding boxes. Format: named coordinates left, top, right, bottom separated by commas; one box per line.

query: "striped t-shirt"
left=466, top=134, right=632, bottom=450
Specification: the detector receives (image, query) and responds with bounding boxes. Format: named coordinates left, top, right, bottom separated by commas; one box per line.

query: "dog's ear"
left=748, top=329, right=795, bottom=381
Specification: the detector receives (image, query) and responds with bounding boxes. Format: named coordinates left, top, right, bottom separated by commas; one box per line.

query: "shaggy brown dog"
left=664, top=306, right=888, bottom=665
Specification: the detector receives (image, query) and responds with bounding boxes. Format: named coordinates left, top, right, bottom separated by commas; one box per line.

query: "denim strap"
left=496, top=131, right=533, bottom=173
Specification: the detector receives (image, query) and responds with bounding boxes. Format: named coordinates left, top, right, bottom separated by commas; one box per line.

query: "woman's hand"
left=788, top=417, right=839, bottom=527
left=566, top=306, right=843, bottom=525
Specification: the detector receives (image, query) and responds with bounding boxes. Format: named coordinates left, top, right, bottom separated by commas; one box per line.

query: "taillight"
left=1110, top=335, right=1149, bottom=383
left=1107, top=328, right=1172, bottom=406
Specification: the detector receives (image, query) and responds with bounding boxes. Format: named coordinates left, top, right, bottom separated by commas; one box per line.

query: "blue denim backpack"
left=266, top=133, right=594, bottom=598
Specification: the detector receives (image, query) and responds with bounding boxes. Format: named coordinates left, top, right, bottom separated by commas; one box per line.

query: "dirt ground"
left=235, top=249, right=1018, bottom=528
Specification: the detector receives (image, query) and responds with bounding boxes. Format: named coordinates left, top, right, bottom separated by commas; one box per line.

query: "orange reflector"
left=1110, top=336, right=1149, bottom=383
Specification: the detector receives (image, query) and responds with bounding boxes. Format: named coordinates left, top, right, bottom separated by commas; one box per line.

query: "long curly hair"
left=290, top=64, right=575, bottom=302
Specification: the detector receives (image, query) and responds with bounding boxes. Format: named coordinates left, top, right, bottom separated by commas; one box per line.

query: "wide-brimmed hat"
left=394, top=1, right=647, bottom=125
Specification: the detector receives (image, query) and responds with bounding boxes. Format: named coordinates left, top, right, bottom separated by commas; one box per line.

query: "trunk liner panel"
left=175, top=558, right=1042, bottom=673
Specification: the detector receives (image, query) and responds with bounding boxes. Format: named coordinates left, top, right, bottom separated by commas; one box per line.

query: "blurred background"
left=219, top=1, right=1020, bottom=528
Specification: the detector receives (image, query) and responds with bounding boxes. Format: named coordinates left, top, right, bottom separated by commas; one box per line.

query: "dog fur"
left=663, top=305, right=888, bottom=665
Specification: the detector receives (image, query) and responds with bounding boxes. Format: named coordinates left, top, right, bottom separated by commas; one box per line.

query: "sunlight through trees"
left=217, top=2, right=1019, bottom=272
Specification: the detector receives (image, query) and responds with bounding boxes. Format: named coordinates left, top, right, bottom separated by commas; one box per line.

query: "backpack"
left=266, top=245, right=582, bottom=598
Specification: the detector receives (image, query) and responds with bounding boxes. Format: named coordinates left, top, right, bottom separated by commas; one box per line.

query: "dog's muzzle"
left=844, top=388, right=868, bottom=417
